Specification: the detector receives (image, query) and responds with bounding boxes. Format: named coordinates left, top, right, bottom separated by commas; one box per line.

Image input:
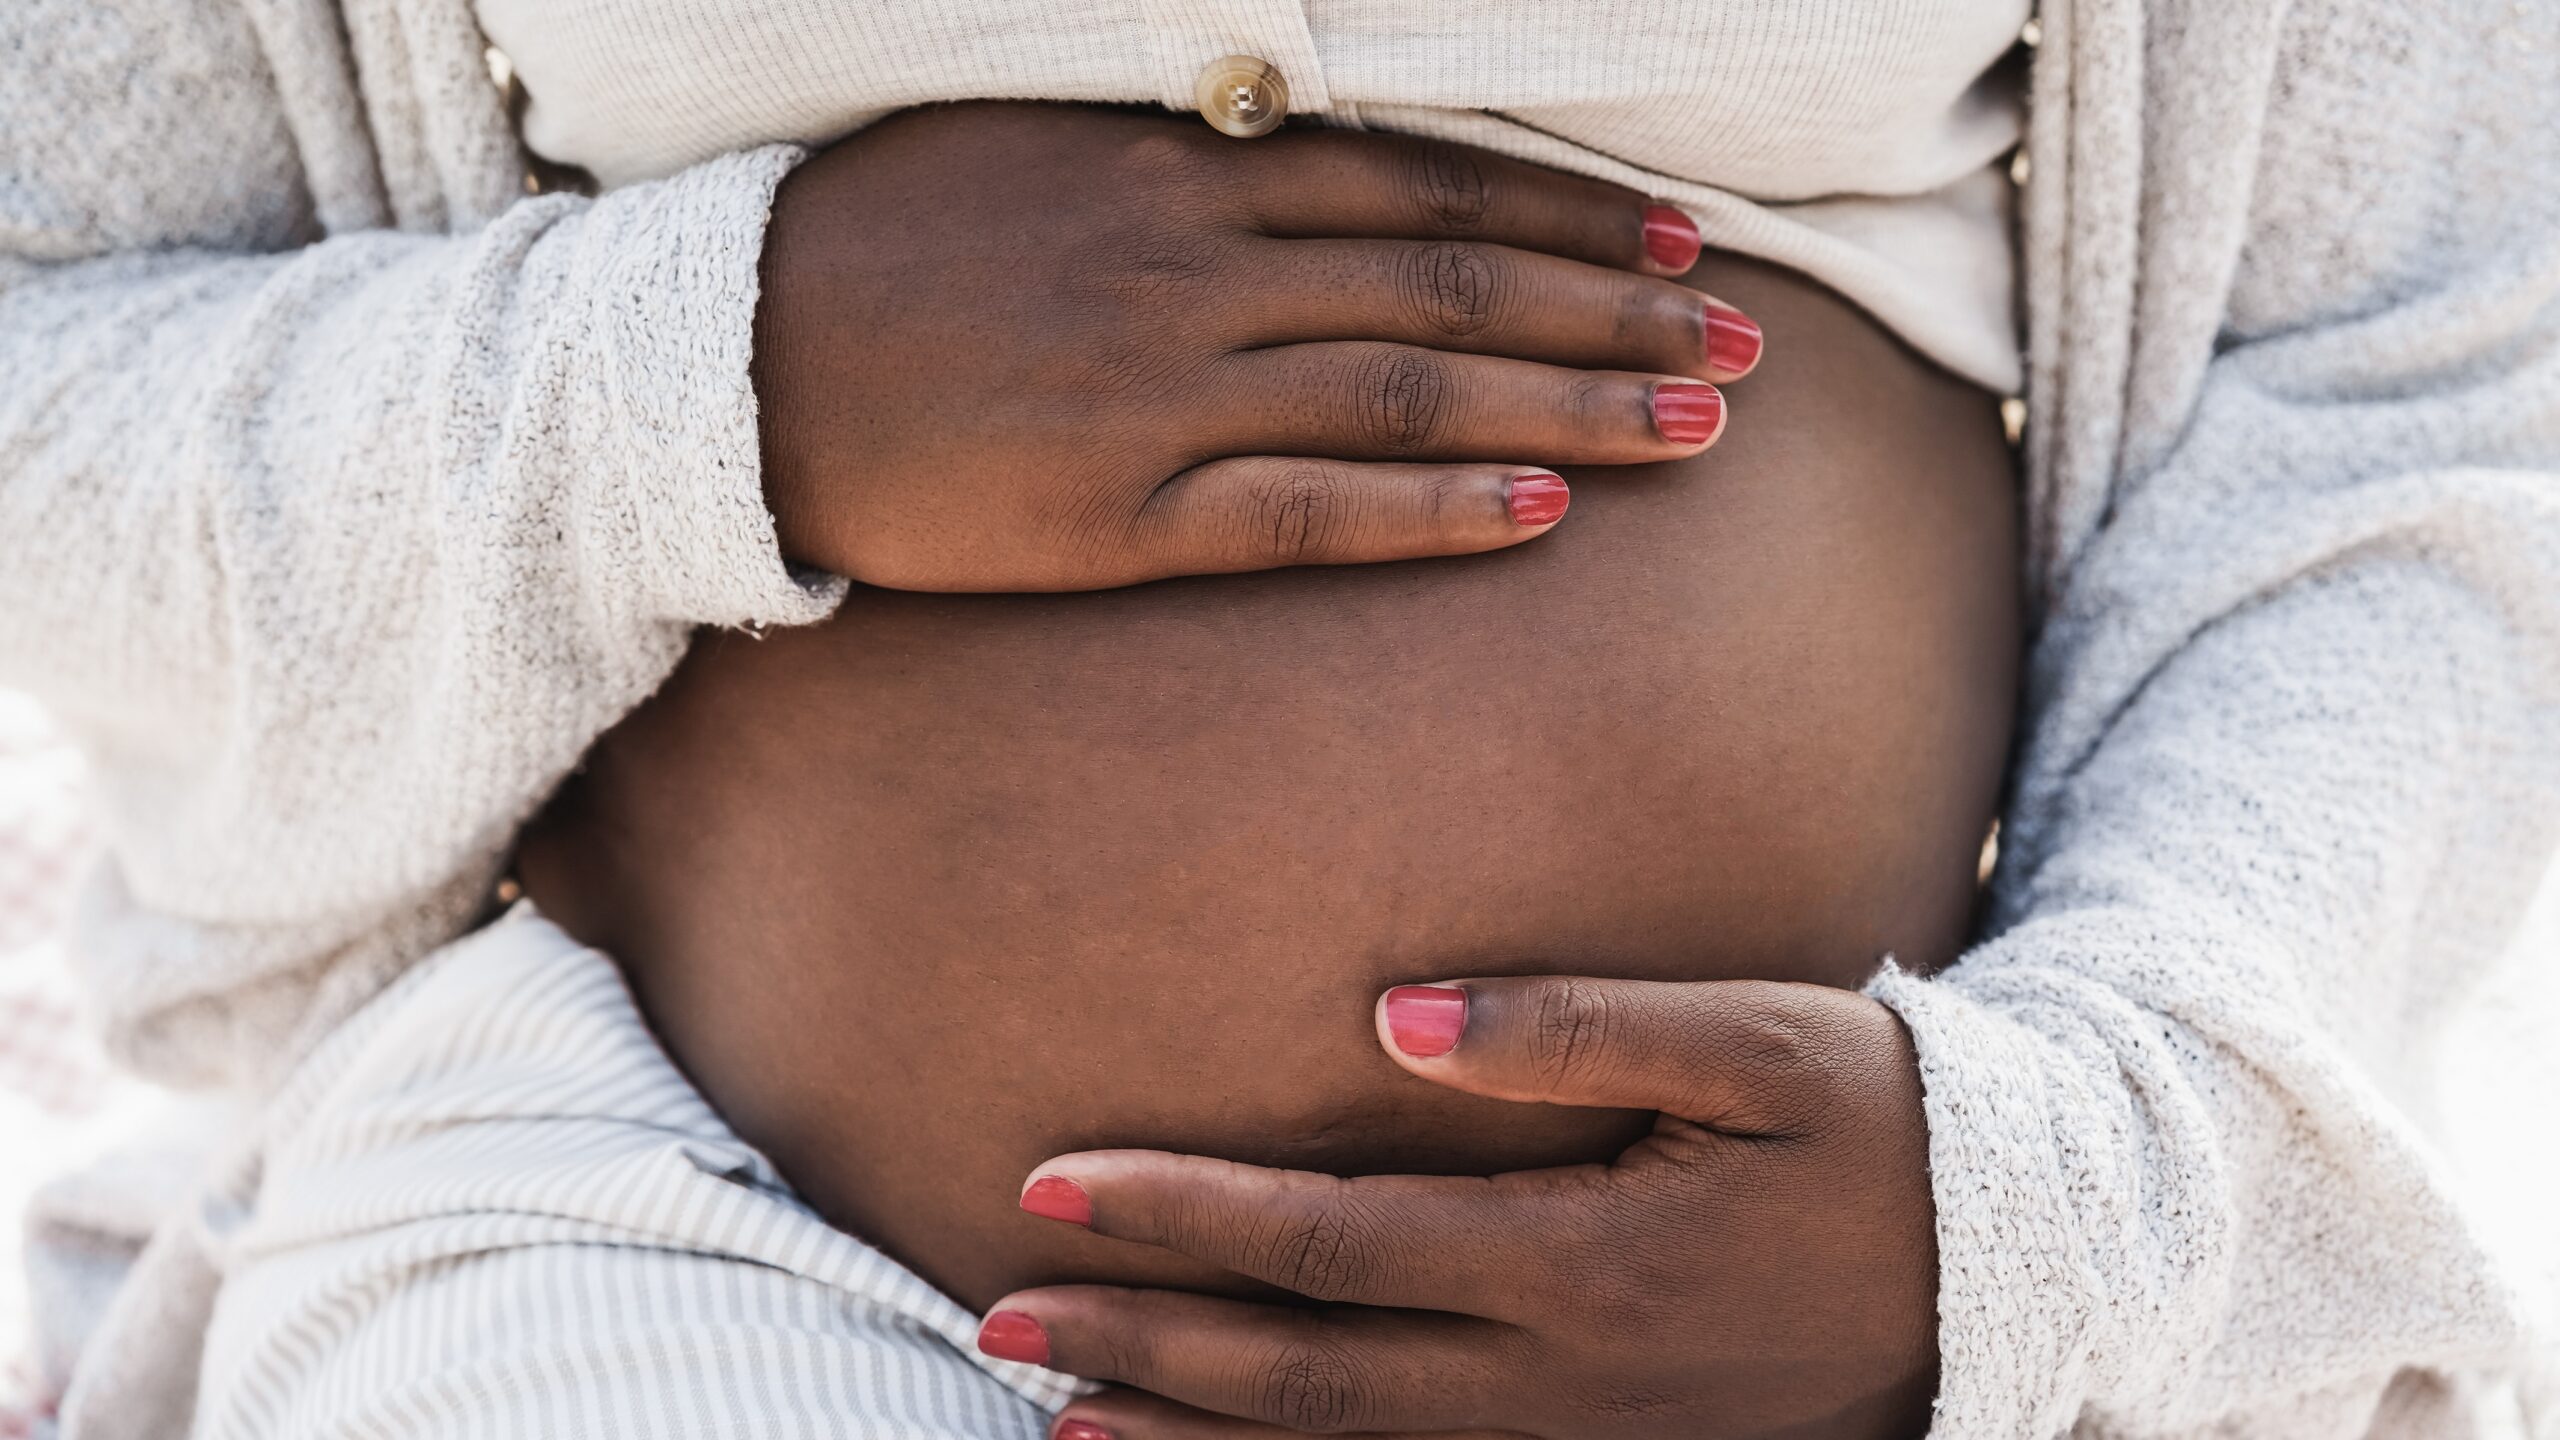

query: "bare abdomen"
left=518, top=254, right=2020, bottom=1311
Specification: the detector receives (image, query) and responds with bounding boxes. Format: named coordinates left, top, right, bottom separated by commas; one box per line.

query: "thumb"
left=1373, top=976, right=1886, bottom=1134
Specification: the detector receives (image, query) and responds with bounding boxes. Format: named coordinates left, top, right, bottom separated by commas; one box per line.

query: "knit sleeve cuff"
left=581, top=142, right=847, bottom=631
left=1865, top=961, right=2128, bottom=1439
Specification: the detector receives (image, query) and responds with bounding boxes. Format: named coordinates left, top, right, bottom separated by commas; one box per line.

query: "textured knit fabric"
left=184, top=905, right=1075, bottom=1440
left=473, top=0, right=2031, bottom=392
left=1, top=2, right=2557, bottom=1439
left=1874, top=1, right=2560, bottom=1433
left=0, top=4, right=842, bottom=1091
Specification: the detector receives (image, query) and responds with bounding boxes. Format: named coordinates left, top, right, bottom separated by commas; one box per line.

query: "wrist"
left=1865, top=961, right=2117, bottom=1438
left=750, top=151, right=852, bottom=574
left=591, top=144, right=839, bottom=625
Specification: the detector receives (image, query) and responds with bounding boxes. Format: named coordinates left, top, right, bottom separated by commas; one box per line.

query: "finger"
left=1122, top=458, right=1567, bottom=581
left=1011, top=1149, right=1584, bottom=1316
left=1052, top=1387, right=1534, bottom=1440
left=1249, top=239, right=1762, bottom=382
left=1221, top=343, right=1724, bottom=464
left=1237, top=130, right=1704, bottom=277
left=1374, top=977, right=1898, bottom=1134
left=980, top=1286, right=1521, bottom=1435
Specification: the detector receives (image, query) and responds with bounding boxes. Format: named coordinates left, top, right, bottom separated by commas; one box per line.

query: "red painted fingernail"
left=1642, top=204, right=1702, bottom=272
left=1055, top=1423, right=1116, bottom=1440
left=1652, top=383, right=1724, bottom=445
left=1383, top=985, right=1468, bottom=1058
left=1020, top=1175, right=1093, bottom=1228
left=1704, top=302, right=1762, bottom=376
left=1508, top=471, right=1569, bottom=527
left=978, top=1310, right=1051, bottom=1366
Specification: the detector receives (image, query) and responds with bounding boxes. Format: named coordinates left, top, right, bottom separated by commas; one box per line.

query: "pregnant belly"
left=517, top=254, right=2019, bottom=1313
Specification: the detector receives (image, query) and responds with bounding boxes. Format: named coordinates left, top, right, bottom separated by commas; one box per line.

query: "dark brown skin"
left=1008, top=976, right=1944, bottom=1440
left=522, top=208, right=2017, bottom=1437
left=748, top=102, right=1758, bottom=593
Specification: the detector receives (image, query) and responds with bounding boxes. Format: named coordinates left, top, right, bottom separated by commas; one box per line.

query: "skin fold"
left=518, top=250, right=2020, bottom=1320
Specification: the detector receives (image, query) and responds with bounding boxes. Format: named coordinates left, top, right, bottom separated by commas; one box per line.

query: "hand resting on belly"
left=518, top=252, right=2019, bottom=1313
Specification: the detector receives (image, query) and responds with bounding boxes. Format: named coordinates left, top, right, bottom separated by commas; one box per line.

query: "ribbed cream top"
left=475, top=0, right=2032, bottom=391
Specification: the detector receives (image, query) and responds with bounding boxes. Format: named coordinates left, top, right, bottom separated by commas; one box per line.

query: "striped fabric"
left=193, top=906, right=1078, bottom=1437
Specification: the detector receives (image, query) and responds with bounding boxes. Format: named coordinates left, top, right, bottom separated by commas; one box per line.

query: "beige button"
left=1195, top=54, right=1289, bottom=138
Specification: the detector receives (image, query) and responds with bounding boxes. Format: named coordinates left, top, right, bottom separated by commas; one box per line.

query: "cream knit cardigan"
left=3, top=1, right=2557, bottom=1435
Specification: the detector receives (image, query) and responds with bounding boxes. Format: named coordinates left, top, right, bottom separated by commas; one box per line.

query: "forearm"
left=1876, top=473, right=2560, bottom=1434
left=0, top=147, right=839, bottom=1082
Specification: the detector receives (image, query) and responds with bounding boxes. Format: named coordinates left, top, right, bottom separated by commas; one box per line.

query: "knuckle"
left=1397, top=241, right=1501, bottom=339
left=1721, top=993, right=1831, bottom=1086
left=1417, top=468, right=1466, bottom=528
left=1404, top=141, right=1493, bottom=234
left=1558, top=369, right=1623, bottom=437
left=1525, top=978, right=1628, bottom=1091
left=1255, top=1192, right=1375, bottom=1299
left=1088, top=1313, right=1159, bottom=1386
left=1351, top=347, right=1453, bottom=455
left=1065, top=334, right=1205, bottom=410
left=1117, top=129, right=1222, bottom=192
left=1044, top=455, right=1160, bottom=558
left=1149, top=1177, right=1232, bottom=1253
left=1245, top=461, right=1350, bottom=563
left=1093, top=232, right=1234, bottom=310
left=1613, top=283, right=1675, bottom=351
left=1527, top=977, right=1619, bottom=1096
left=1076, top=133, right=1244, bottom=311
left=1256, top=1336, right=1367, bottom=1432
left=1708, top=988, right=1867, bottom=1130
left=1123, top=236, right=1225, bottom=289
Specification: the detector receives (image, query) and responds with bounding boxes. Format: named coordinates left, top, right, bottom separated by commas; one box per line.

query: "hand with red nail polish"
left=1380, top=983, right=1467, bottom=1057
left=1019, top=1174, right=1093, bottom=1227
left=1705, top=301, right=1765, bottom=377
left=756, top=103, right=1763, bottom=593
left=1653, top=383, right=1726, bottom=446
left=976, top=1309, right=1051, bottom=1366
left=991, top=979, right=1937, bottom=1440
left=1643, top=204, right=1705, bottom=273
